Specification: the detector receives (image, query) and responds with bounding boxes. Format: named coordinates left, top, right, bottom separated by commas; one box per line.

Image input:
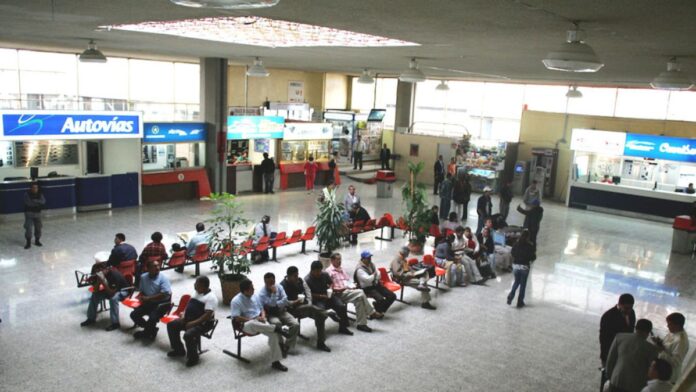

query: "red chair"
left=121, top=292, right=143, bottom=309
left=238, top=239, right=254, bottom=257
left=160, top=295, right=191, bottom=324
left=363, top=219, right=376, bottom=232
left=223, top=316, right=260, bottom=363
left=378, top=267, right=408, bottom=304
left=270, top=232, right=287, bottom=261
left=300, top=226, right=316, bottom=254
left=422, top=254, right=446, bottom=289
left=116, top=259, right=137, bottom=282
left=429, top=225, right=442, bottom=239
left=191, top=243, right=210, bottom=277
left=285, top=229, right=302, bottom=245
left=164, top=250, right=187, bottom=270
left=375, top=215, right=394, bottom=242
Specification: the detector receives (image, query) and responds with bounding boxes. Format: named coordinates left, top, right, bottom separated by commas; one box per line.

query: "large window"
left=0, top=48, right=200, bottom=121
left=350, top=77, right=398, bottom=129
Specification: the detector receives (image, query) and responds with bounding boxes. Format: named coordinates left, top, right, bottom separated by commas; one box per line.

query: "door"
left=85, top=141, right=101, bottom=174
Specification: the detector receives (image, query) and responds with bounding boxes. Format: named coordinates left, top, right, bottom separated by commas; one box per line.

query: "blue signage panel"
left=624, top=133, right=696, bottom=163
left=0, top=111, right=143, bottom=140
left=144, top=122, right=207, bottom=143
left=226, top=116, right=285, bottom=140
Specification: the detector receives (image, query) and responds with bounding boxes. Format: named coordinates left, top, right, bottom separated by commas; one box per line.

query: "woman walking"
left=507, top=230, right=536, bottom=308
left=304, top=156, right=318, bottom=193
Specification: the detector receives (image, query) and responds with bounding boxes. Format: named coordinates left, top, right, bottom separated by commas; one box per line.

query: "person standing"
left=379, top=143, right=391, bottom=170
left=304, top=156, right=318, bottom=194
left=23, top=182, right=45, bottom=249
left=328, top=154, right=337, bottom=185
left=260, top=152, right=276, bottom=194
left=461, top=174, right=472, bottom=221
left=447, top=157, right=457, bottom=177
left=439, top=173, right=453, bottom=220
left=499, top=180, right=513, bottom=221
left=523, top=180, right=542, bottom=207
left=516, top=199, right=544, bottom=245
left=599, top=294, right=637, bottom=368
left=476, top=187, right=493, bottom=235
left=352, top=135, right=366, bottom=170
left=653, top=312, right=689, bottom=384
left=451, top=174, right=467, bottom=221
left=506, top=230, right=535, bottom=308
left=433, top=155, right=445, bottom=195
left=606, top=319, right=659, bottom=392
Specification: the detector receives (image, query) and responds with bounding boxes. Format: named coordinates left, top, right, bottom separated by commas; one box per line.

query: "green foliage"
left=314, top=188, right=347, bottom=255
left=206, top=192, right=251, bottom=280
left=401, top=161, right=430, bottom=244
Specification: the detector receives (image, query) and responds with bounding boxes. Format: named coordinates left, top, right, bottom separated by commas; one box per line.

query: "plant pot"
left=408, top=240, right=425, bottom=256
left=219, top=274, right=246, bottom=306
left=319, top=252, right=332, bottom=269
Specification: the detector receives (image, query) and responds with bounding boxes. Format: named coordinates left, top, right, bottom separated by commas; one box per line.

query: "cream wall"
left=393, top=132, right=457, bottom=185
left=518, top=110, right=696, bottom=201
left=323, top=73, right=349, bottom=110
left=227, top=66, right=325, bottom=110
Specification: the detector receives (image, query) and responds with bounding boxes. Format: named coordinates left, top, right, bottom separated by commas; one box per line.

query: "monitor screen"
left=367, top=109, right=386, bottom=122
left=493, top=231, right=506, bottom=246
left=514, top=164, right=525, bottom=173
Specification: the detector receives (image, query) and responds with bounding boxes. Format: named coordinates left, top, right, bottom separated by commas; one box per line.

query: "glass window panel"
left=350, top=77, right=375, bottom=112
left=174, top=62, right=199, bottom=104
left=0, top=69, right=20, bottom=94
left=666, top=91, right=696, bottom=122
left=566, top=87, right=617, bottom=117
left=0, top=48, right=18, bottom=69
left=129, top=59, right=174, bottom=103
left=482, top=82, right=525, bottom=119
left=374, top=78, right=397, bottom=128
left=78, top=57, right=129, bottom=99
left=18, top=50, right=77, bottom=96
left=614, top=88, right=669, bottom=119
left=523, top=84, right=568, bottom=113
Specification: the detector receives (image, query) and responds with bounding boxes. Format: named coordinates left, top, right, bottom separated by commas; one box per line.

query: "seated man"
left=484, top=218, right=513, bottom=272
left=258, top=272, right=300, bottom=356
left=390, top=246, right=436, bottom=310
left=349, top=203, right=370, bottom=244
left=325, top=253, right=382, bottom=332
left=130, top=259, right=172, bottom=340
left=138, top=231, right=169, bottom=282
left=166, top=276, right=217, bottom=367
left=280, top=266, right=332, bottom=352
left=305, top=261, right=354, bottom=335
left=253, top=215, right=276, bottom=262
left=453, top=227, right=485, bottom=284
left=230, top=279, right=288, bottom=372
left=435, top=234, right=465, bottom=287
left=642, top=359, right=673, bottom=392
left=186, top=223, right=207, bottom=257
left=81, top=261, right=131, bottom=331
left=355, top=250, right=396, bottom=315
left=107, top=232, right=138, bottom=267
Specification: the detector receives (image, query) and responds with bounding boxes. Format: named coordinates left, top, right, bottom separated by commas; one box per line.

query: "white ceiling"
left=2, top=0, right=696, bottom=87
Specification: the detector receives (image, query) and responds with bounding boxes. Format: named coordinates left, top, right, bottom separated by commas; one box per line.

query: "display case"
left=280, top=140, right=330, bottom=162
left=324, top=111, right=356, bottom=161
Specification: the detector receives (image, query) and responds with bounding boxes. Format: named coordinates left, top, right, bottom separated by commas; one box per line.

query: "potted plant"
left=315, top=188, right=348, bottom=268
left=401, top=161, right=432, bottom=255
left=206, top=192, right=251, bottom=305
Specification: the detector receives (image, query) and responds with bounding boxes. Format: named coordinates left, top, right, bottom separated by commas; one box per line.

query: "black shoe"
left=356, top=325, right=372, bottom=333
left=317, top=343, right=331, bottom=352
left=507, top=297, right=513, bottom=305
left=490, top=273, right=497, bottom=279
left=34, top=240, right=42, bottom=246
left=167, top=350, right=186, bottom=358
left=24, top=242, right=30, bottom=249
left=421, top=302, right=437, bottom=310
left=327, top=311, right=340, bottom=323
left=338, top=327, right=354, bottom=335
left=186, top=357, right=200, bottom=367
left=516, top=302, right=526, bottom=308
left=80, top=319, right=96, bottom=327
left=271, top=361, right=288, bottom=372
left=133, top=331, right=147, bottom=339
left=146, top=327, right=160, bottom=340
left=105, top=323, right=120, bottom=331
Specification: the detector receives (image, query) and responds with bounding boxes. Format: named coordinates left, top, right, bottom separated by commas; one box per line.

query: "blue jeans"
left=87, top=289, right=130, bottom=325
left=476, top=215, right=485, bottom=235
left=508, top=268, right=529, bottom=305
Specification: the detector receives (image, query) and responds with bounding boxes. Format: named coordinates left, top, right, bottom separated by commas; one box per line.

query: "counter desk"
left=0, top=177, right=77, bottom=215
left=141, top=168, right=211, bottom=203
left=568, top=181, right=695, bottom=222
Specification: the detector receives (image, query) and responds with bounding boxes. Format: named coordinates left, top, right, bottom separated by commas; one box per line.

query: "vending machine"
left=530, top=148, right=558, bottom=198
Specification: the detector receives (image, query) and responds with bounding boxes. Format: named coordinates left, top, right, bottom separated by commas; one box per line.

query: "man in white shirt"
left=343, top=185, right=361, bottom=211
left=166, top=276, right=218, bottom=367
left=186, top=222, right=207, bottom=256
left=641, top=359, right=673, bottom=392
left=653, top=312, right=689, bottom=384
left=253, top=215, right=275, bottom=262
left=257, top=272, right=300, bottom=355
left=355, top=250, right=396, bottom=314
left=352, top=135, right=366, bottom=170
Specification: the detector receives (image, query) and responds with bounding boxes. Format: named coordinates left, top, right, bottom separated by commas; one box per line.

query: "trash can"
left=671, top=215, right=696, bottom=254
left=376, top=170, right=396, bottom=198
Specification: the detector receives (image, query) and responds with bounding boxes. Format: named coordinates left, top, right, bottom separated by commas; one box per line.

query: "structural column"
left=393, top=81, right=416, bottom=133
left=200, top=57, right=228, bottom=193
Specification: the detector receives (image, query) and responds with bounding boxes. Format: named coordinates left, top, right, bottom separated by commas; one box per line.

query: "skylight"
left=105, top=16, right=419, bottom=48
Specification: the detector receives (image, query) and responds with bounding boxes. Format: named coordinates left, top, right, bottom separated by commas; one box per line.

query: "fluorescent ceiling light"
left=247, top=57, right=269, bottom=77
left=435, top=80, right=450, bottom=91
left=566, top=85, right=582, bottom=98
left=357, top=69, right=374, bottom=84
left=399, top=58, right=426, bottom=83
left=543, top=28, right=603, bottom=72
left=170, top=0, right=279, bottom=9
left=106, top=17, right=419, bottom=48
left=651, top=58, right=693, bottom=90
left=79, top=40, right=107, bottom=63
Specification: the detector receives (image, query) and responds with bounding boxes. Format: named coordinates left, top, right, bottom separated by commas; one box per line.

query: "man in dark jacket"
left=476, top=187, right=493, bottom=235
left=599, top=294, right=636, bottom=366
left=23, top=182, right=45, bottom=249
left=107, top=233, right=138, bottom=267
left=439, top=173, right=453, bottom=219
left=499, top=181, right=513, bottom=221
left=516, top=199, right=544, bottom=245
left=379, top=144, right=391, bottom=170
left=349, top=203, right=371, bottom=244
left=433, top=155, right=445, bottom=195
left=260, top=152, right=276, bottom=194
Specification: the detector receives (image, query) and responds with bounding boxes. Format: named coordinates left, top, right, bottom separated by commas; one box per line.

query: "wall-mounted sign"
left=226, top=116, right=285, bottom=140
left=282, top=123, right=333, bottom=141
left=624, top=133, right=696, bottom=163
left=288, top=81, right=304, bottom=104
left=144, top=122, right=207, bottom=143
left=570, top=128, right=626, bottom=155
left=0, top=111, right=143, bottom=140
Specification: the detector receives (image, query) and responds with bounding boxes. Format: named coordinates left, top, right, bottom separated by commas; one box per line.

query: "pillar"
left=200, top=58, right=228, bottom=193
left=394, top=81, right=416, bottom=133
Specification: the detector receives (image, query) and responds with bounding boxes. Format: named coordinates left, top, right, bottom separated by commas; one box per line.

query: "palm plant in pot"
left=401, top=161, right=431, bottom=255
left=315, top=188, right=348, bottom=268
left=206, top=192, right=251, bottom=305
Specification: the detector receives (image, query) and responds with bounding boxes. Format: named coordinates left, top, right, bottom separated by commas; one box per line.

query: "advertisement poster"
left=288, top=81, right=304, bottom=103
left=282, top=123, right=332, bottom=140
left=254, top=139, right=270, bottom=153
left=0, top=110, right=143, bottom=140
left=226, top=116, right=285, bottom=140
left=144, top=122, right=206, bottom=143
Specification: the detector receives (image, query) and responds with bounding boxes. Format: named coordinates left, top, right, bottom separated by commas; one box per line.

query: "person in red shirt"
left=304, top=156, right=318, bottom=194
left=138, top=232, right=169, bottom=281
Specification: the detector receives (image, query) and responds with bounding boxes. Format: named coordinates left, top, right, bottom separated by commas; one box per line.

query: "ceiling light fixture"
left=566, top=85, right=582, bottom=98
left=246, top=57, right=269, bottom=77
left=357, top=69, right=374, bottom=84
left=170, top=0, right=279, bottom=9
left=79, top=40, right=107, bottom=63
left=399, top=58, right=426, bottom=83
left=542, top=24, right=603, bottom=73
left=435, top=80, right=450, bottom=91
left=651, top=57, right=693, bottom=90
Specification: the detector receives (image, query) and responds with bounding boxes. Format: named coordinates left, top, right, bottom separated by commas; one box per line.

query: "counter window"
left=281, top=140, right=329, bottom=162
left=13, top=140, right=79, bottom=167
left=227, top=140, right=249, bottom=165
left=142, top=142, right=205, bottom=171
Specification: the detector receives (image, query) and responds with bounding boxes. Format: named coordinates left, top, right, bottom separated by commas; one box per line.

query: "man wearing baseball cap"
left=355, top=250, right=396, bottom=314
left=390, top=246, right=436, bottom=310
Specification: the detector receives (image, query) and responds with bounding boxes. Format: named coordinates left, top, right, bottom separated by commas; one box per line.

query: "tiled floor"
left=0, top=178, right=694, bottom=391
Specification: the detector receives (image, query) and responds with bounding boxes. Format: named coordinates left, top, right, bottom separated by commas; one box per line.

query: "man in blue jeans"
left=81, top=262, right=131, bottom=331
left=131, top=259, right=172, bottom=340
